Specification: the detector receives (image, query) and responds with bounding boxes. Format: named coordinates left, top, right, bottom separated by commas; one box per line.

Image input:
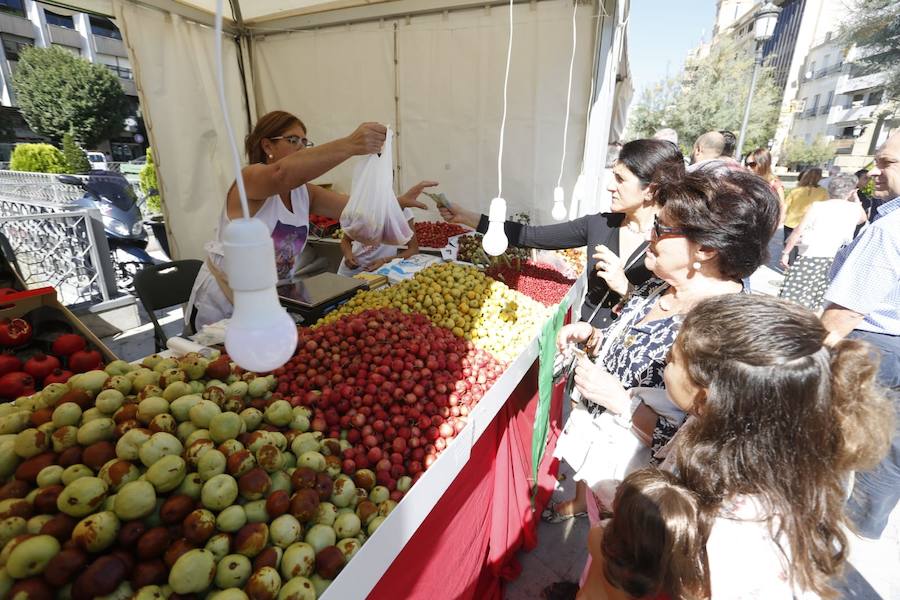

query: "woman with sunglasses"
left=186, top=110, right=435, bottom=330
left=439, top=139, right=685, bottom=329
left=546, top=170, right=780, bottom=522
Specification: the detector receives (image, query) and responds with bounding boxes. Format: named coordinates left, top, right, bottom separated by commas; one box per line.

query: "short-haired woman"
left=185, top=111, right=434, bottom=330
left=779, top=173, right=867, bottom=311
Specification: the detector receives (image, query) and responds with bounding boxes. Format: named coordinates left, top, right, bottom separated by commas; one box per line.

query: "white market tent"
left=61, top=0, right=632, bottom=262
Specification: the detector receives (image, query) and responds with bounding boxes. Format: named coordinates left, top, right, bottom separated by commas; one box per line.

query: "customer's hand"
left=573, top=356, right=631, bottom=415
left=439, top=204, right=480, bottom=229
left=593, top=245, right=628, bottom=296
left=398, top=181, right=437, bottom=210
left=556, top=322, right=596, bottom=352
left=779, top=252, right=790, bottom=270
left=346, top=123, right=387, bottom=155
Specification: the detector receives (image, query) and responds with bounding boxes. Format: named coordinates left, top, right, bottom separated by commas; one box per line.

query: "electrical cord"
left=557, top=0, right=577, bottom=188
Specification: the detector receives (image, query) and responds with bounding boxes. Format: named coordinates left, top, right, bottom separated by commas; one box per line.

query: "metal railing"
left=0, top=171, right=121, bottom=306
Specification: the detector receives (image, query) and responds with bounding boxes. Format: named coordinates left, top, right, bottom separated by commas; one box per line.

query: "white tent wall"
left=251, top=0, right=596, bottom=225
left=111, top=0, right=253, bottom=262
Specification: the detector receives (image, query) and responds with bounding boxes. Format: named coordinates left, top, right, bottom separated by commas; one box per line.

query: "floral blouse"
left=587, top=278, right=685, bottom=459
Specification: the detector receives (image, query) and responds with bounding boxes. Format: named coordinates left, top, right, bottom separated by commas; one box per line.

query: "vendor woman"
left=186, top=110, right=436, bottom=331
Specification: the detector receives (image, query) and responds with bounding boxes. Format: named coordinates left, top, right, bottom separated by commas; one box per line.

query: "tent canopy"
left=58, top=0, right=631, bottom=261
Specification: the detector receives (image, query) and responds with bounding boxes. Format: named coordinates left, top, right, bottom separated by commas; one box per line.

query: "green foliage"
left=140, top=148, right=162, bottom=214
left=626, top=39, right=781, bottom=155
left=9, top=143, right=68, bottom=173
left=12, top=46, right=129, bottom=146
left=62, top=133, right=90, bottom=173
left=840, top=0, right=900, bottom=100
left=780, top=136, right=834, bottom=170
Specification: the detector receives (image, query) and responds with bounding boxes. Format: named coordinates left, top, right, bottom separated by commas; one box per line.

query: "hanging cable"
left=556, top=0, right=577, bottom=189
left=496, top=0, right=514, bottom=198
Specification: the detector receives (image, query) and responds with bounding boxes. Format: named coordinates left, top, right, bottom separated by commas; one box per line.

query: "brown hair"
left=748, top=148, right=774, bottom=181
left=245, top=110, right=307, bottom=164
left=798, top=167, right=823, bottom=188
left=601, top=469, right=710, bottom=600
left=654, top=170, right=780, bottom=280
left=674, top=294, right=893, bottom=598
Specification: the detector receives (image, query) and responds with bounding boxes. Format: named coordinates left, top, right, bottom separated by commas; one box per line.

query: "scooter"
left=57, top=171, right=162, bottom=288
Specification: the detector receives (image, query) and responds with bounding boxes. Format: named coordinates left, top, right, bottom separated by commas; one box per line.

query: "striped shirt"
left=824, top=197, right=900, bottom=335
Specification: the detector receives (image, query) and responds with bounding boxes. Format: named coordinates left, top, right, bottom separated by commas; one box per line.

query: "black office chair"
left=133, top=259, right=203, bottom=352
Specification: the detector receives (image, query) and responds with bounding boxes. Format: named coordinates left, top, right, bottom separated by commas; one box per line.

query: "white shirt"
left=796, top=199, right=861, bottom=258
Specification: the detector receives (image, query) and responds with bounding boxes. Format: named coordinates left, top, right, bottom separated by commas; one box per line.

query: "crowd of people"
left=444, top=128, right=899, bottom=599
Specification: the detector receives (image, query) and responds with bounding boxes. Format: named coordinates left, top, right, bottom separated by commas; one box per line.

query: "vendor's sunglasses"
left=651, top=215, right=688, bottom=241
left=746, top=161, right=757, bottom=167
left=271, top=135, right=314, bottom=148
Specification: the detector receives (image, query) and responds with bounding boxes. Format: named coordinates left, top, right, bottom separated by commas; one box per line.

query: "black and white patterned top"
left=586, top=278, right=686, bottom=459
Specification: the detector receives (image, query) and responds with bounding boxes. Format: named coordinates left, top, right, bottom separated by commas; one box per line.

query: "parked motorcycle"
left=57, top=171, right=163, bottom=289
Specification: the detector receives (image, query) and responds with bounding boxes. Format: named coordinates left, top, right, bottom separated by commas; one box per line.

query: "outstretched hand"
left=439, top=204, right=480, bottom=229
left=347, top=123, right=388, bottom=156
left=398, top=181, right=438, bottom=210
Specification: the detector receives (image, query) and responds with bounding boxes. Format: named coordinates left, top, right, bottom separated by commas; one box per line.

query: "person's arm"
left=226, top=123, right=385, bottom=219
left=440, top=203, right=594, bottom=250
left=821, top=303, right=865, bottom=344
left=849, top=192, right=868, bottom=225
left=398, top=218, right=419, bottom=259
left=781, top=209, right=812, bottom=267
left=340, top=235, right=359, bottom=270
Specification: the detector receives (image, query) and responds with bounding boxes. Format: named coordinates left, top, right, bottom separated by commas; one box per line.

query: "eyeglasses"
left=270, top=135, right=314, bottom=148
left=746, top=161, right=757, bottom=168
left=651, top=215, right=689, bottom=241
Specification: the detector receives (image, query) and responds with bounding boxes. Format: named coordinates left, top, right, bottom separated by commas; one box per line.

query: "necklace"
left=624, top=219, right=650, bottom=234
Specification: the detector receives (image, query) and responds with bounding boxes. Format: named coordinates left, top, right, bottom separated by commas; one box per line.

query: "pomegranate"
left=0, top=318, right=32, bottom=347
left=0, top=353, right=22, bottom=376
left=51, top=333, right=87, bottom=357
left=42, top=368, right=74, bottom=385
left=68, top=349, right=102, bottom=373
left=24, top=352, right=61, bottom=382
left=0, top=371, right=35, bottom=399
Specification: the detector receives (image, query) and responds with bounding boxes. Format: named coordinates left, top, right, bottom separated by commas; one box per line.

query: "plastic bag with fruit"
left=340, top=128, right=413, bottom=247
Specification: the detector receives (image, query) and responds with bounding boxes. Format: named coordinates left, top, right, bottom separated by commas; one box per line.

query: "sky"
left=627, top=0, right=718, bottom=93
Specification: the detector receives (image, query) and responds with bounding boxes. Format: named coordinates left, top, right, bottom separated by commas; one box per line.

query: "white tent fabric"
left=252, top=1, right=595, bottom=223
left=112, top=1, right=253, bottom=261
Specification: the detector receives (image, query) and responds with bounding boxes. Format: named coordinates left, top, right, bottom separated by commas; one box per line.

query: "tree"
left=625, top=78, right=679, bottom=141
left=62, top=132, right=90, bottom=173
left=780, top=136, right=835, bottom=170
left=140, top=148, right=162, bottom=214
left=9, top=143, right=68, bottom=173
left=12, top=46, right=129, bottom=147
left=627, top=39, right=781, bottom=155
left=840, top=0, right=900, bottom=100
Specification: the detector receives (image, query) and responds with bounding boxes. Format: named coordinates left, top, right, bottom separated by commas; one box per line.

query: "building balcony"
left=48, top=24, right=82, bottom=48
left=826, top=104, right=878, bottom=125
left=92, top=34, right=127, bottom=57
left=836, top=71, right=886, bottom=95
left=801, top=107, right=819, bottom=119
left=831, top=138, right=855, bottom=155
left=0, top=12, right=36, bottom=38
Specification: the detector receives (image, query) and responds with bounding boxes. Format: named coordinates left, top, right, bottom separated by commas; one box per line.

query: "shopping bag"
left=340, top=128, right=413, bottom=246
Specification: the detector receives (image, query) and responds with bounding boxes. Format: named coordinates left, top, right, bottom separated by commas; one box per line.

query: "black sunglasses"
left=651, top=215, right=689, bottom=241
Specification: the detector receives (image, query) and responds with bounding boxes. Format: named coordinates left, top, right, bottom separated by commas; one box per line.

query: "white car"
left=87, top=152, right=108, bottom=171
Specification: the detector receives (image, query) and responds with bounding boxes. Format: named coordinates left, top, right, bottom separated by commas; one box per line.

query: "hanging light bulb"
left=222, top=219, right=298, bottom=373
left=214, top=0, right=297, bottom=372
left=483, top=197, right=509, bottom=256
left=551, top=186, right=567, bottom=220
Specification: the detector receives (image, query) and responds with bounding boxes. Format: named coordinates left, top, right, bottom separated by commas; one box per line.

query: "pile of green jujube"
left=0, top=353, right=397, bottom=599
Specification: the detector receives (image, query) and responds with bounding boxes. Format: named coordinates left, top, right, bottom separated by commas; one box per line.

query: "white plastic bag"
left=340, top=128, right=413, bottom=247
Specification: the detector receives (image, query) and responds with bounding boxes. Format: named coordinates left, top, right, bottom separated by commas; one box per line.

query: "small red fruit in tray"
left=0, top=371, right=35, bottom=399
left=52, top=333, right=87, bottom=357
left=0, top=353, right=22, bottom=376
left=43, top=368, right=74, bottom=385
left=68, top=349, right=103, bottom=373
left=24, top=352, right=62, bottom=382
left=0, top=318, right=32, bottom=347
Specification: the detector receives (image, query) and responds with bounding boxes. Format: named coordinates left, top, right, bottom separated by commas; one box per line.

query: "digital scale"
left=277, top=272, right=369, bottom=323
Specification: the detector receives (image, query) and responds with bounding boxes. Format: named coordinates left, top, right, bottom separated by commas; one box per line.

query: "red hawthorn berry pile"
left=414, top=222, right=469, bottom=248
left=273, top=308, right=503, bottom=491
left=485, top=261, right=575, bottom=306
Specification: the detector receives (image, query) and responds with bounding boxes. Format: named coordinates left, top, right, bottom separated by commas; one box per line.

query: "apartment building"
left=0, top=0, right=144, bottom=161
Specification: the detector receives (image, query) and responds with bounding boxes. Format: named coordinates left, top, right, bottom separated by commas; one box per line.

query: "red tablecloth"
left=369, top=363, right=566, bottom=599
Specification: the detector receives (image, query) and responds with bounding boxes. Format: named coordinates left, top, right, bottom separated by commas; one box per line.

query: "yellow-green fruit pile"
left=319, top=263, right=549, bottom=362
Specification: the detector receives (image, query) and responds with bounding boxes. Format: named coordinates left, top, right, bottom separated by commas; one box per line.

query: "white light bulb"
left=482, top=197, right=508, bottom=256
left=551, top=186, right=567, bottom=221
left=223, top=218, right=298, bottom=373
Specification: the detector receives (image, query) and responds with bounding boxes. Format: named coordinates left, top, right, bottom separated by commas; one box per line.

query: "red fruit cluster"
left=486, top=261, right=574, bottom=306
left=273, top=308, right=504, bottom=491
left=0, top=331, right=99, bottom=399
left=414, top=221, right=469, bottom=248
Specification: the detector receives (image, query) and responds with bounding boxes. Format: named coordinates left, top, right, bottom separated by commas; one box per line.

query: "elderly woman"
left=185, top=111, right=434, bottom=330
left=779, top=173, right=867, bottom=311
left=544, top=170, right=780, bottom=521
left=440, top=139, right=685, bottom=328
